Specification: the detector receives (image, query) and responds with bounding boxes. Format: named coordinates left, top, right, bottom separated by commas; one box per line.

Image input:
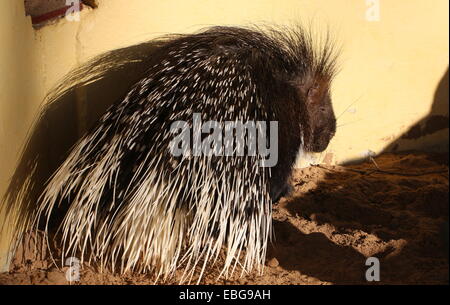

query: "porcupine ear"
left=296, top=74, right=322, bottom=106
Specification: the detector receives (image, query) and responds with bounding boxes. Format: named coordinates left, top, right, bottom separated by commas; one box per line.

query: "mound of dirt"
left=0, top=152, right=448, bottom=285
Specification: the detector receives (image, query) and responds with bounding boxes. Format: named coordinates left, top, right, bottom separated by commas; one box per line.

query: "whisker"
left=336, top=119, right=363, bottom=128
left=336, top=94, right=363, bottom=121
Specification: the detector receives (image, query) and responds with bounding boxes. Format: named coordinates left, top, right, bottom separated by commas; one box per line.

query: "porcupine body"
left=29, top=26, right=337, bottom=282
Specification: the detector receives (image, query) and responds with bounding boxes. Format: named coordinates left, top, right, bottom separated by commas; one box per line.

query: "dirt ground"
left=1, top=152, right=448, bottom=285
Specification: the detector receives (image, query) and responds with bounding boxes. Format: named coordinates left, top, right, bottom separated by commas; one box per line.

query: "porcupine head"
left=268, top=37, right=338, bottom=201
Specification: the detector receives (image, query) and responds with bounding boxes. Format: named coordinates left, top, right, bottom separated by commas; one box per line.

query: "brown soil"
left=1, top=152, right=448, bottom=285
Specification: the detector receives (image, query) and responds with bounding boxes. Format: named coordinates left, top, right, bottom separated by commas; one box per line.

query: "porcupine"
left=12, top=25, right=338, bottom=282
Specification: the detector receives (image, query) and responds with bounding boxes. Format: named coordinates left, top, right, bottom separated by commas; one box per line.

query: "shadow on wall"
left=340, top=67, right=449, bottom=167
left=386, top=68, right=449, bottom=155
left=2, top=41, right=162, bottom=232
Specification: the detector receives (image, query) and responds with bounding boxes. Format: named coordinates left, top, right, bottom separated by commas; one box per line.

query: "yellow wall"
left=0, top=0, right=448, bottom=271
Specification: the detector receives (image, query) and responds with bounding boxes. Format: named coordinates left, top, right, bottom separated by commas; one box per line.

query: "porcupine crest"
left=7, top=25, right=337, bottom=283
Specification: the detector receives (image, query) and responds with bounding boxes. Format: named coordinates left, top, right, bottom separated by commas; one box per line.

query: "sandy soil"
left=1, top=152, right=448, bottom=285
